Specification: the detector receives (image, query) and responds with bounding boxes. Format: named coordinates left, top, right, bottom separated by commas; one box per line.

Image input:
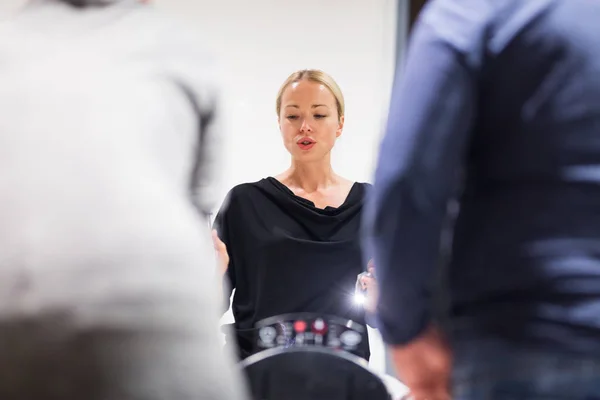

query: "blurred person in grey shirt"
left=0, top=0, right=247, bottom=399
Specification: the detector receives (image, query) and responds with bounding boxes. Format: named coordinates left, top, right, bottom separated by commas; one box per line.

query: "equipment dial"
left=340, top=330, right=362, bottom=347
left=259, top=326, right=277, bottom=344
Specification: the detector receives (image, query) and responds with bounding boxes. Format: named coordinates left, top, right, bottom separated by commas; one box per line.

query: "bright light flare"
left=354, top=292, right=366, bottom=305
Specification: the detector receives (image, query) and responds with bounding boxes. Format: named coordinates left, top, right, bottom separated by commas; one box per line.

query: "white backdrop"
left=0, top=0, right=400, bottom=374
left=154, top=0, right=398, bottom=205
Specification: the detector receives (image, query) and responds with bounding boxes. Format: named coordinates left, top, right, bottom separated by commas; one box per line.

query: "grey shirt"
left=0, top=1, right=246, bottom=399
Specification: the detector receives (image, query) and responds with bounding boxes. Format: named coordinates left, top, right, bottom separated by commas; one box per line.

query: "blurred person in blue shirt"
left=364, top=0, right=600, bottom=399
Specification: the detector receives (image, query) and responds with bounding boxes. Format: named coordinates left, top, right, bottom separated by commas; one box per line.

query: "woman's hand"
left=359, top=259, right=378, bottom=313
left=212, top=229, right=229, bottom=276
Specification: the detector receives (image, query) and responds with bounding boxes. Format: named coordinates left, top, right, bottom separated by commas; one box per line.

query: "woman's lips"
left=297, top=138, right=316, bottom=150
left=297, top=142, right=316, bottom=150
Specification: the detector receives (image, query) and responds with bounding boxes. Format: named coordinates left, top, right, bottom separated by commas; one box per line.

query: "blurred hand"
left=359, top=259, right=378, bottom=313
left=389, top=325, right=452, bottom=400
left=211, top=229, right=229, bottom=276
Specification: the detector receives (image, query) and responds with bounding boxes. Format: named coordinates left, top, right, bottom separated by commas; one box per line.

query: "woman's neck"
left=279, top=159, right=338, bottom=192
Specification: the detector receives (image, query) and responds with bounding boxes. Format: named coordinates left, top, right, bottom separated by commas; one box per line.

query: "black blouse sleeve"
left=212, top=188, right=238, bottom=312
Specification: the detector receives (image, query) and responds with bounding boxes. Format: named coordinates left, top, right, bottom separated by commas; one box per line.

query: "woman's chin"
left=291, top=151, right=329, bottom=163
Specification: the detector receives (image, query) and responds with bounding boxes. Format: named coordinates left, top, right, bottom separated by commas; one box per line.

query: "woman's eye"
left=286, top=115, right=299, bottom=120
left=314, top=114, right=327, bottom=119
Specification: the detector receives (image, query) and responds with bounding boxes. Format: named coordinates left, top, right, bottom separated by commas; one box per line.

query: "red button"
left=294, top=320, right=307, bottom=333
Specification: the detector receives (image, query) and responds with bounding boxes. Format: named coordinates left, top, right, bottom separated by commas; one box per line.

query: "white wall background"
left=154, top=0, right=398, bottom=202
left=0, top=0, right=400, bottom=375
left=0, top=0, right=25, bottom=19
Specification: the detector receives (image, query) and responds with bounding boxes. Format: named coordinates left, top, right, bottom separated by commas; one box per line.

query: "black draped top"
left=214, top=177, right=371, bottom=360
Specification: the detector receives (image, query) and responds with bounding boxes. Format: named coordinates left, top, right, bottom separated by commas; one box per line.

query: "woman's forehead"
left=281, top=80, right=335, bottom=106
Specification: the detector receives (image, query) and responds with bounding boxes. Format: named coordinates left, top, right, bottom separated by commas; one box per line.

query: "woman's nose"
left=300, top=118, right=313, bottom=132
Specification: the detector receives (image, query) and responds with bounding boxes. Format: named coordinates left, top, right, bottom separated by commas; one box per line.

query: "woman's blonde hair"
left=276, top=69, right=345, bottom=121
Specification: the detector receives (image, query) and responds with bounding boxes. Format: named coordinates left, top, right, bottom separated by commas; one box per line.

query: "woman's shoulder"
left=354, top=181, right=372, bottom=202
left=333, top=176, right=371, bottom=204
left=215, top=180, right=268, bottom=219
left=338, top=176, right=372, bottom=194
left=226, top=178, right=269, bottom=194
left=226, top=181, right=257, bottom=196
left=337, top=174, right=371, bottom=186
left=221, top=178, right=279, bottom=204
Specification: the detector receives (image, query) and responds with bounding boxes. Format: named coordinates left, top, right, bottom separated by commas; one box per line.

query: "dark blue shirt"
left=364, top=0, right=600, bottom=354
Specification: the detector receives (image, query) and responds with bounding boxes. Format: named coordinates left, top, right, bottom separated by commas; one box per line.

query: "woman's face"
left=278, top=80, right=344, bottom=162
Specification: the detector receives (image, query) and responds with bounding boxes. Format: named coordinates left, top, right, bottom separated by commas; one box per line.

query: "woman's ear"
left=336, top=115, right=345, bottom=138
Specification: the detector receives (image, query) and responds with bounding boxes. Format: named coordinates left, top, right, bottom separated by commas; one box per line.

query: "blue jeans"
left=452, top=340, right=600, bottom=400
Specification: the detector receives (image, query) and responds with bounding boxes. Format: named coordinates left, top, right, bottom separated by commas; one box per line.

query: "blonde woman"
left=213, top=69, right=378, bottom=361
